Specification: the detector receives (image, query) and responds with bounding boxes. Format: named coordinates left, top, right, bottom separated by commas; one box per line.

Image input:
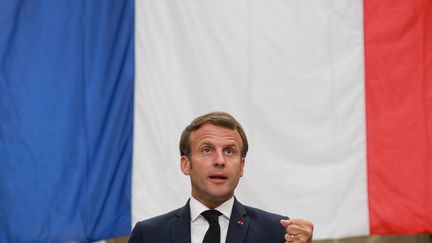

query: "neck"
left=191, top=194, right=233, bottom=209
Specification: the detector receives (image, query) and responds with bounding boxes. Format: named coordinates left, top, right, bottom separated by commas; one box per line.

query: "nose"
left=213, top=150, right=225, bottom=167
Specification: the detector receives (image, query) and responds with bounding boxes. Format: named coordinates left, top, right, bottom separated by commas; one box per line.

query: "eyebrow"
left=199, top=142, right=214, bottom=147
left=224, top=144, right=238, bottom=148
left=198, top=142, right=239, bottom=149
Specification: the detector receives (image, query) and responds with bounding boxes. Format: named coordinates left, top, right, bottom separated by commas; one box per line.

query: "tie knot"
left=201, top=210, right=221, bottom=224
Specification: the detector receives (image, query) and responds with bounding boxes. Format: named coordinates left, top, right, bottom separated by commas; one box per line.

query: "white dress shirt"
left=190, top=196, right=234, bottom=243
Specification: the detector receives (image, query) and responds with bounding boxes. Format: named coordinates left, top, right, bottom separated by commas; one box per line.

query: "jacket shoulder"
left=128, top=208, right=182, bottom=243
left=136, top=208, right=180, bottom=227
left=244, top=204, right=289, bottom=221
left=242, top=204, right=288, bottom=243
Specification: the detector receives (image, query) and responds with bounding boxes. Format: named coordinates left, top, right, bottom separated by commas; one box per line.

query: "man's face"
left=181, top=123, right=245, bottom=209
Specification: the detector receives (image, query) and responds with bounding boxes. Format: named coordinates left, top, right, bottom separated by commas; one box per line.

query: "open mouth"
left=209, top=175, right=227, bottom=179
left=209, top=174, right=228, bottom=183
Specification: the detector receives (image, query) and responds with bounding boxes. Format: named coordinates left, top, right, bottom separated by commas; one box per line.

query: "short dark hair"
left=179, top=111, right=248, bottom=158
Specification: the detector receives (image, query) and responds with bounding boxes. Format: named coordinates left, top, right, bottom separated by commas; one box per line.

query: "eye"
left=202, top=147, right=213, bottom=155
left=224, top=148, right=236, bottom=156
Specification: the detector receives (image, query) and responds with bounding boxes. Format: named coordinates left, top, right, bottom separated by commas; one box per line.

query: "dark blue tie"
left=201, top=210, right=222, bottom=243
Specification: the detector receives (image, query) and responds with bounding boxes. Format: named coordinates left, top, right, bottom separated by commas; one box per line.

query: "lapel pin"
left=237, top=220, right=244, bottom=225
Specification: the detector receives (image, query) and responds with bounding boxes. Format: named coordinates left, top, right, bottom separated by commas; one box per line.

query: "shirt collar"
left=190, top=196, right=235, bottom=223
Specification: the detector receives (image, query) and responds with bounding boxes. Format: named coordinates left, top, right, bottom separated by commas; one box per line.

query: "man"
left=129, top=112, right=313, bottom=243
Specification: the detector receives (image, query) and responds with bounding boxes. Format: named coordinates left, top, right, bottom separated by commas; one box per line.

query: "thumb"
left=280, top=219, right=292, bottom=227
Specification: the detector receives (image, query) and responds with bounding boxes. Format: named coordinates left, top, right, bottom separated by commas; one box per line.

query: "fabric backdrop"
left=0, top=0, right=431, bottom=242
left=133, top=0, right=432, bottom=239
left=0, top=0, right=134, bottom=242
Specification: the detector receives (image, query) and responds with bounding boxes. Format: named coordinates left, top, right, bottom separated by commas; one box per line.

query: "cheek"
left=189, top=163, right=206, bottom=177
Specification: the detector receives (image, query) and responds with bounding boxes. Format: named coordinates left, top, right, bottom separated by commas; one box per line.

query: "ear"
left=240, top=158, right=245, bottom=177
left=180, top=156, right=191, bottom=175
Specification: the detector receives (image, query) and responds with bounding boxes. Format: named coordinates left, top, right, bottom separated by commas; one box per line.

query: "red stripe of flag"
left=364, top=0, right=432, bottom=234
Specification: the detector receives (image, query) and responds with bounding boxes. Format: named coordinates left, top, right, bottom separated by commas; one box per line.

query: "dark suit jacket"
left=129, top=198, right=288, bottom=243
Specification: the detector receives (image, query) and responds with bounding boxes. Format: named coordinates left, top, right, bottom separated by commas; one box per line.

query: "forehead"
left=190, top=123, right=243, bottom=147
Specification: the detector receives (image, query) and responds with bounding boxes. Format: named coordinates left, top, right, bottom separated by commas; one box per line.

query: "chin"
left=208, top=192, right=233, bottom=202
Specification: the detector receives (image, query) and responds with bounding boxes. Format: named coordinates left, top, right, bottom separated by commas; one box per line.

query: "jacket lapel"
left=170, top=201, right=191, bottom=243
left=226, top=199, right=249, bottom=243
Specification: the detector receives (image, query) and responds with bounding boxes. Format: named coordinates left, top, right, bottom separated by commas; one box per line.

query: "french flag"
left=1, top=0, right=431, bottom=242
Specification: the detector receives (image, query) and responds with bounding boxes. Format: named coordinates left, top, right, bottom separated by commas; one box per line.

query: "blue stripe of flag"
left=0, top=0, right=134, bottom=242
